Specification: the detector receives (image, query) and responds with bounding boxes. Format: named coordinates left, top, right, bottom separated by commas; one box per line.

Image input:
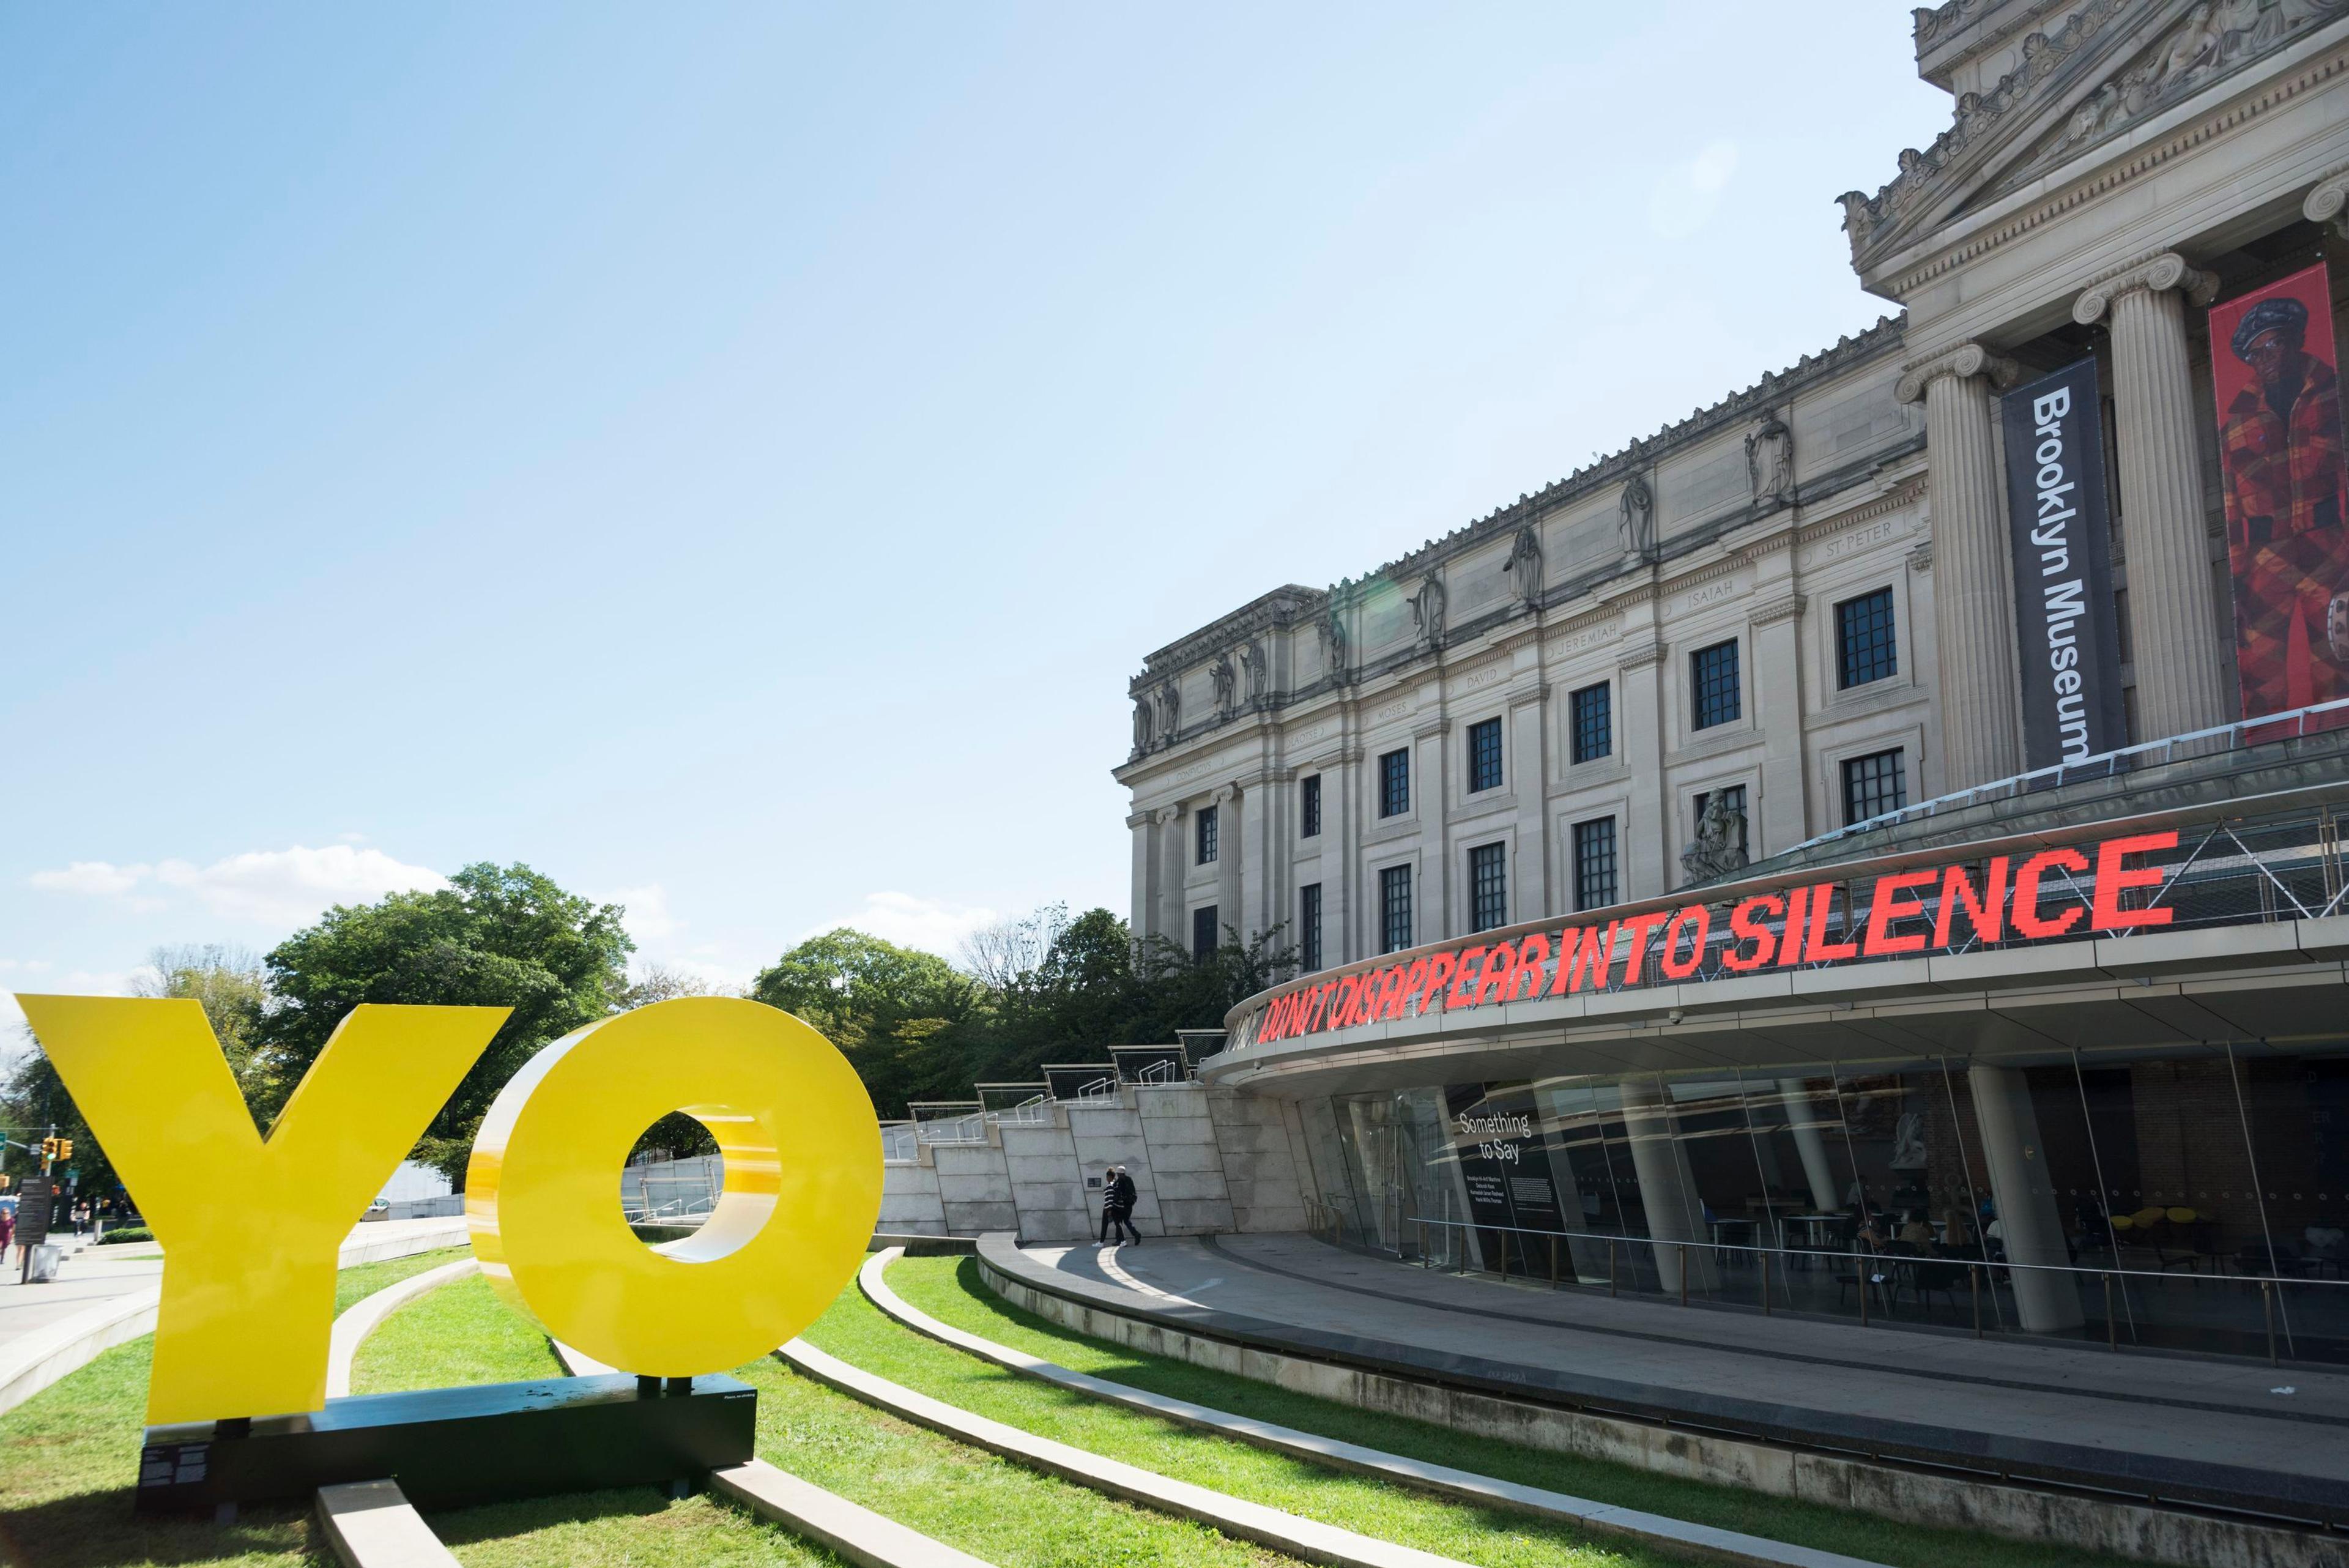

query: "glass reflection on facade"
left=1302, top=1041, right=2349, bottom=1364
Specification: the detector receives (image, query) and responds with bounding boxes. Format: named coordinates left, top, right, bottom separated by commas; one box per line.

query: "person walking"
left=1099, top=1165, right=1140, bottom=1247
left=0, top=1203, right=15, bottom=1276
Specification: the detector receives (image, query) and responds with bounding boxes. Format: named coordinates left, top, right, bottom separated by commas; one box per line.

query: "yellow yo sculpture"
left=15, top=996, right=510, bottom=1425
left=467, top=995, right=881, bottom=1377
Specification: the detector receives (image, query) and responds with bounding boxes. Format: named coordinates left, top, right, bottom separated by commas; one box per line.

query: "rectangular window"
left=1692, top=784, right=1749, bottom=859
left=1691, top=639, right=1741, bottom=730
left=1469, top=842, right=1507, bottom=932
left=1379, top=864, right=1413, bottom=953
left=1300, top=775, right=1321, bottom=838
left=1300, top=883, right=1323, bottom=972
left=1379, top=748, right=1410, bottom=818
left=1195, top=804, right=1218, bottom=864
left=1466, top=717, right=1503, bottom=793
left=1836, top=588, right=1898, bottom=689
left=1191, top=905, right=1220, bottom=963
left=1841, top=748, right=1907, bottom=825
left=1572, top=817, right=1618, bottom=912
left=1570, top=682, right=1612, bottom=764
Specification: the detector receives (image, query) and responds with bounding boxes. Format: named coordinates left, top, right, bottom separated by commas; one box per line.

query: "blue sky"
left=1, top=6, right=1948, bottom=1023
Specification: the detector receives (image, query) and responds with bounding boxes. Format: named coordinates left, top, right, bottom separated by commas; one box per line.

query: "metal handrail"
left=1787, top=696, right=2349, bottom=854
left=1402, top=1213, right=2334, bottom=1362
left=1403, top=1213, right=2345, bottom=1295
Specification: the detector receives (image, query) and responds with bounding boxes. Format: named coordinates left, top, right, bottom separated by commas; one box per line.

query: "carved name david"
left=1246, top=829, right=2176, bottom=1047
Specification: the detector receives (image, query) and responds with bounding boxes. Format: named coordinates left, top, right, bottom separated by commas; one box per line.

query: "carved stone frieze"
left=1846, top=0, right=2347, bottom=270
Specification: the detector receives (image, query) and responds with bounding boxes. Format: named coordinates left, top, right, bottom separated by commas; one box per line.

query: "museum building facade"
left=1102, top=0, right=2349, bottom=1361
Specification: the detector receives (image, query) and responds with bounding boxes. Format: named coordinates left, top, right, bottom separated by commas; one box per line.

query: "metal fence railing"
left=1789, top=696, right=2349, bottom=854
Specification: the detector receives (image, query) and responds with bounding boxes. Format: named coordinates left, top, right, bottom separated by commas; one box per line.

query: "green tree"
left=750, top=929, right=979, bottom=1117
left=253, top=863, right=633, bottom=1186
left=4, top=945, right=272, bottom=1212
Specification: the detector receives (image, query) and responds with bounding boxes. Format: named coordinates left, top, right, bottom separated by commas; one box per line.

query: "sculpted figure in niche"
left=1745, top=410, right=1794, bottom=510
left=1618, top=472, right=1655, bottom=558
left=1318, top=600, right=1349, bottom=677
left=1409, top=574, right=1447, bottom=645
left=1132, top=697, right=1154, bottom=754
left=1211, top=653, right=1237, bottom=716
left=1679, top=792, right=1750, bottom=886
left=1239, top=639, right=1267, bottom=701
left=1155, top=680, right=1181, bottom=744
left=1503, top=524, right=1544, bottom=608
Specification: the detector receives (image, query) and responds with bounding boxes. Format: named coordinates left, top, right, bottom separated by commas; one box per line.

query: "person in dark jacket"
left=1099, top=1165, right=1140, bottom=1246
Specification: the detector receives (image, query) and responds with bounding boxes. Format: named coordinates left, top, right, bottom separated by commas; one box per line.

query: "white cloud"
left=29, top=844, right=448, bottom=929
left=604, top=884, right=678, bottom=943
left=1647, top=138, right=1739, bottom=240
left=28, top=861, right=149, bottom=895
left=155, top=846, right=449, bottom=926
left=807, top=891, right=1001, bottom=960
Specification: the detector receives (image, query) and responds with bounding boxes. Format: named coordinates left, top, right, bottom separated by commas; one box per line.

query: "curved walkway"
left=0, top=1217, right=467, bottom=1418
left=995, top=1233, right=2349, bottom=1502
left=859, top=1247, right=1887, bottom=1568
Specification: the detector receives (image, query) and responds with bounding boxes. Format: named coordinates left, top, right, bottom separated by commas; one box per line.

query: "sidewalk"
left=0, top=1216, right=469, bottom=1416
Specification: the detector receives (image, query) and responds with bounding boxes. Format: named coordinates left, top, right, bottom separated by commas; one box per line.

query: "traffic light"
left=57, top=1139, right=72, bottom=1162
left=39, top=1137, right=59, bottom=1161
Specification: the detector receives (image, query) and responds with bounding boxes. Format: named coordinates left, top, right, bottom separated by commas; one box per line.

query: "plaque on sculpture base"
left=134, top=1373, right=757, bottom=1514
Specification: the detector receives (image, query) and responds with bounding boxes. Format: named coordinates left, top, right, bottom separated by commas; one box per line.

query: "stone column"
left=1211, top=783, right=1242, bottom=949
left=1778, top=1078, right=1842, bottom=1213
left=1617, top=639, right=1669, bottom=900
left=2074, top=253, right=2229, bottom=743
left=1897, top=343, right=2024, bottom=789
left=1127, top=811, right=1156, bottom=942
left=1414, top=719, right=1452, bottom=940
left=1507, top=682, right=1552, bottom=918
left=1748, top=594, right=1809, bottom=852
left=1968, top=1063, right=2086, bottom=1334
left=1619, top=1079, right=1720, bottom=1295
left=1154, top=805, right=1184, bottom=947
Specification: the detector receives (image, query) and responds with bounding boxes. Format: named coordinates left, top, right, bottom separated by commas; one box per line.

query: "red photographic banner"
left=1248, top=830, right=2178, bottom=1047
left=2207, top=261, right=2349, bottom=729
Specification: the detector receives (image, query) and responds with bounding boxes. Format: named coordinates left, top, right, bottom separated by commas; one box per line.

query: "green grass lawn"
left=348, top=1273, right=563, bottom=1395
left=0, top=1246, right=469, bottom=1568
left=875, top=1254, right=2137, bottom=1568
left=735, top=1310, right=1296, bottom=1568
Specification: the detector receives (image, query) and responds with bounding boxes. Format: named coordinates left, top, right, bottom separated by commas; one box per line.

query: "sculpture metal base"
left=135, top=1373, right=756, bottom=1514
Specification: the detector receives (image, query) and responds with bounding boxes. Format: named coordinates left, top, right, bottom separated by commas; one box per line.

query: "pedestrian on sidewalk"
left=1099, top=1165, right=1140, bottom=1247
left=0, top=1204, right=14, bottom=1274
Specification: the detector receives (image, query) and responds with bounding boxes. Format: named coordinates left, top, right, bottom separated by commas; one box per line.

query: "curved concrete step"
left=316, top=1479, right=461, bottom=1568
left=327, top=1258, right=480, bottom=1397
left=858, top=1247, right=1890, bottom=1568
left=779, top=1320, right=1471, bottom=1568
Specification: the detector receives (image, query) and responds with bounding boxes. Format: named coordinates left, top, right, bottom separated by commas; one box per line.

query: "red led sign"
left=1250, top=830, right=2176, bottom=1046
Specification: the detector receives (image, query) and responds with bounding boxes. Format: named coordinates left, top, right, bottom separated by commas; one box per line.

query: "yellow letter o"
left=466, top=996, right=880, bottom=1376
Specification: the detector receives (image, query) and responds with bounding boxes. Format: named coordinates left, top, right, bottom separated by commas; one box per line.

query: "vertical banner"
left=2001, top=357, right=2128, bottom=767
left=2208, top=262, right=2349, bottom=728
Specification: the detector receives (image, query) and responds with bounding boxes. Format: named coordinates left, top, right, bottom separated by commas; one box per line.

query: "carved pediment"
left=1842, top=0, right=2348, bottom=274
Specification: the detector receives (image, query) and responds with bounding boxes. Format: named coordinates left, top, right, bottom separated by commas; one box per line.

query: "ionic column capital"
left=2305, top=165, right=2349, bottom=239
left=1894, top=342, right=2021, bottom=404
left=2073, top=251, right=2218, bottom=324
